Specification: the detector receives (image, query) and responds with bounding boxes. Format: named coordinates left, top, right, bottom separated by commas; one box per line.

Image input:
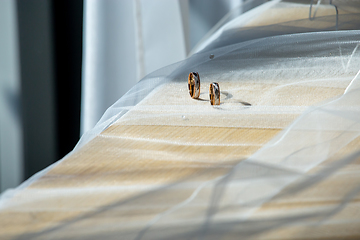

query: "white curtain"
left=81, top=0, right=187, bottom=134
left=0, top=0, right=23, bottom=192
left=81, top=0, right=244, bottom=134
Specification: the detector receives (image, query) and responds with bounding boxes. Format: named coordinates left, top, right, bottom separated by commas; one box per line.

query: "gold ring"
left=209, top=82, right=220, bottom=105
left=188, top=72, right=200, bottom=99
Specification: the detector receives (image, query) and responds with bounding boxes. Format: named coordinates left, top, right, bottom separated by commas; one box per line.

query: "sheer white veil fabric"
left=81, top=0, right=247, bottom=134
left=2, top=1, right=360, bottom=239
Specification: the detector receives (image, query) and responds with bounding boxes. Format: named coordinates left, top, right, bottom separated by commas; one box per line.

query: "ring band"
left=188, top=72, right=200, bottom=99
left=209, top=82, right=220, bottom=105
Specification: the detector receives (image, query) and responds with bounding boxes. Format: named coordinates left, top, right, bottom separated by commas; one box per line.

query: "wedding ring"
left=209, top=82, right=220, bottom=105
left=188, top=72, right=200, bottom=99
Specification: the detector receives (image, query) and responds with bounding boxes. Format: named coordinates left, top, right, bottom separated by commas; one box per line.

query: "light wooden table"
left=1, top=1, right=360, bottom=239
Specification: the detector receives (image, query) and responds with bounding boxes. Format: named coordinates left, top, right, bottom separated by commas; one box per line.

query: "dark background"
left=16, top=0, right=83, bottom=179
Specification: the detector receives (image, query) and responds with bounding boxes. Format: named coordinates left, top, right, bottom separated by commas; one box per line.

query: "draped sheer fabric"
left=1, top=1, right=360, bottom=239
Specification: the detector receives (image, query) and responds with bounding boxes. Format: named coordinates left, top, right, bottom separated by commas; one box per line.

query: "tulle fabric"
left=1, top=1, right=360, bottom=239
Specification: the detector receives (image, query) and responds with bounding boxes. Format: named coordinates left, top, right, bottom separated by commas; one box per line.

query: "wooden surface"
left=0, top=78, right=356, bottom=239
left=1, top=1, right=360, bottom=240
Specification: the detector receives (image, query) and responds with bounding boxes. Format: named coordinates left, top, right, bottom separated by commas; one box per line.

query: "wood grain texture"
left=0, top=80, right=356, bottom=239
left=1, top=1, right=360, bottom=239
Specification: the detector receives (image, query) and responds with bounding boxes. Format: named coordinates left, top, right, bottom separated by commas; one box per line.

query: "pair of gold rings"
left=188, top=72, right=220, bottom=105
